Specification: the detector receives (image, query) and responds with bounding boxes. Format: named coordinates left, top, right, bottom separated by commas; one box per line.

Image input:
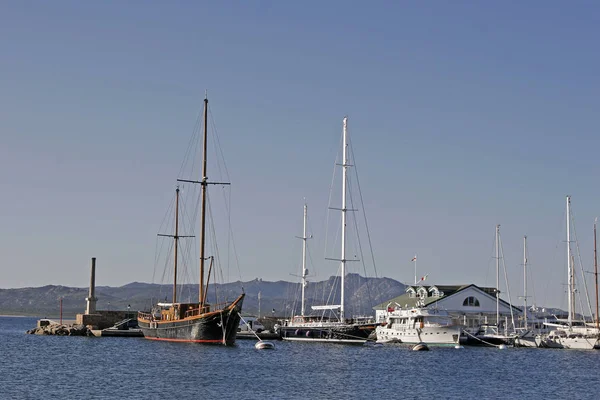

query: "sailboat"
left=137, top=96, right=245, bottom=344
left=462, top=225, right=516, bottom=347
left=535, top=196, right=599, bottom=349
left=279, top=117, right=379, bottom=344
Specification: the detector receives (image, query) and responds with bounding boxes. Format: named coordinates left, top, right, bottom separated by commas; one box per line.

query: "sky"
left=1, top=1, right=600, bottom=309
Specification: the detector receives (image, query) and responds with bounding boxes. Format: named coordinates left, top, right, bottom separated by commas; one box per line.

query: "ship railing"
left=183, top=300, right=236, bottom=318
left=138, top=311, right=154, bottom=321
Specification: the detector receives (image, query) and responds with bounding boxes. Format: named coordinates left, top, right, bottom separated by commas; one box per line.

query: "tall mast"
left=523, top=235, right=528, bottom=330
left=301, top=203, right=308, bottom=317
left=496, top=225, right=500, bottom=326
left=594, top=218, right=599, bottom=333
left=199, top=96, right=209, bottom=304
left=340, top=116, right=349, bottom=321
left=566, top=196, right=574, bottom=324
left=158, top=187, right=194, bottom=303
left=173, top=187, right=180, bottom=304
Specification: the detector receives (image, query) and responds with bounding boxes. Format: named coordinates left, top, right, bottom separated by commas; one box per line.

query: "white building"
left=373, top=284, right=522, bottom=332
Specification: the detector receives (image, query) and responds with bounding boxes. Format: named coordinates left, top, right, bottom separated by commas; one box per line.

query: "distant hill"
left=0, top=273, right=405, bottom=318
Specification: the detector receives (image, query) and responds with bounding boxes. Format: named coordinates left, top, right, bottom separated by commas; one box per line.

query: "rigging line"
left=524, top=242, right=538, bottom=308
left=545, top=207, right=567, bottom=309
left=499, top=234, right=516, bottom=332
left=177, top=107, right=203, bottom=181
left=324, top=132, right=343, bottom=261
left=219, top=183, right=243, bottom=285
left=348, top=139, right=379, bottom=280
left=346, top=177, right=369, bottom=315
left=153, top=195, right=177, bottom=286
left=484, top=227, right=498, bottom=290
left=218, top=184, right=244, bottom=288
left=208, top=106, right=232, bottom=183
left=570, top=213, right=594, bottom=320
left=205, top=191, right=220, bottom=298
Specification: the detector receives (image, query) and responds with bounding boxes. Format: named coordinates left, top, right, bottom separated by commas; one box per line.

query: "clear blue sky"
left=1, top=1, right=600, bottom=309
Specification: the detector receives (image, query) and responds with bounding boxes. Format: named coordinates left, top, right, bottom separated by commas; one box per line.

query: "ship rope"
left=348, top=138, right=378, bottom=315
left=461, top=329, right=504, bottom=348
left=499, top=234, right=516, bottom=333
left=570, top=212, right=594, bottom=320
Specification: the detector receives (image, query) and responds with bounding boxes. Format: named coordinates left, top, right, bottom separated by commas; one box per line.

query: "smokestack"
left=85, top=257, right=98, bottom=314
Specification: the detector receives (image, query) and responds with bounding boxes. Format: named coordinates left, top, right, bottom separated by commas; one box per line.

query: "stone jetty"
left=27, top=323, right=93, bottom=336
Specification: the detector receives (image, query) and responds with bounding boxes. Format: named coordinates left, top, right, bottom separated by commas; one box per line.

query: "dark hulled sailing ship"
left=138, top=96, right=244, bottom=344
left=280, top=117, right=378, bottom=344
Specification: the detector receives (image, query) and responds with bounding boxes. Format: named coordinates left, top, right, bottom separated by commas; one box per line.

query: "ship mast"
left=199, top=96, right=209, bottom=304
left=157, top=187, right=193, bottom=304
left=174, top=187, right=180, bottom=304
left=523, top=235, right=528, bottom=330
left=178, top=95, right=229, bottom=307
left=340, top=116, right=349, bottom=321
left=301, top=203, right=309, bottom=316
left=594, top=218, right=599, bottom=333
left=567, top=195, right=573, bottom=325
left=496, top=224, right=500, bottom=327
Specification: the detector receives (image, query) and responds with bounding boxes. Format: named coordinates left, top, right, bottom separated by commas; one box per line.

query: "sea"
left=1, top=316, right=599, bottom=399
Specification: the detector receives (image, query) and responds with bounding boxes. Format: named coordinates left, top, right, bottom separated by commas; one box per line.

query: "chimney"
left=85, top=257, right=98, bottom=314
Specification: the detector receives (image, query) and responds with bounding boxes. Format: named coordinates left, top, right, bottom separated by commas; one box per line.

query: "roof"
left=372, top=283, right=521, bottom=312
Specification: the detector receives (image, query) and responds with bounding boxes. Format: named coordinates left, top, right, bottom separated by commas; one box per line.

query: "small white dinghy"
left=239, top=313, right=275, bottom=350
left=255, top=341, right=275, bottom=350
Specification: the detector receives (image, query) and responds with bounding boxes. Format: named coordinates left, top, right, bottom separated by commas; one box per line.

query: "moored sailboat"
left=137, top=96, right=244, bottom=344
left=535, top=196, right=599, bottom=349
left=462, top=225, right=516, bottom=347
left=280, top=117, right=378, bottom=344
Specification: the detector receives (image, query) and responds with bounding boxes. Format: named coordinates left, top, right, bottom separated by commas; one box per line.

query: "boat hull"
left=535, top=335, right=599, bottom=350
left=461, top=333, right=514, bottom=347
left=376, top=325, right=461, bottom=346
left=138, top=295, right=244, bottom=345
left=280, top=321, right=377, bottom=344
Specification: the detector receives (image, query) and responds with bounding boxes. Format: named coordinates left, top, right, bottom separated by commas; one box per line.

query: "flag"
left=419, top=274, right=428, bottom=282
left=411, top=256, right=417, bottom=262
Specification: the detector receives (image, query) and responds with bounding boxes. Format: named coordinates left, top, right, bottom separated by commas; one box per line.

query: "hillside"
left=0, top=273, right=405, bottom=318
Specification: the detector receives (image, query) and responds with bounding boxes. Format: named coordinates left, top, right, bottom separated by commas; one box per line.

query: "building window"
left=463, top=296, right=480, bottom=307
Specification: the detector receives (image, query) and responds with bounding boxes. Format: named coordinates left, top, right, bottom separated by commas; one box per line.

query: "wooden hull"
left=138, top=294, right=244, bottom=345
left=280, top=321, right=377, bottom=344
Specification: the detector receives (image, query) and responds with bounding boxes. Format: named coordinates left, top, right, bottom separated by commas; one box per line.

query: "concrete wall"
left=76, top=310, right=137, bottom=330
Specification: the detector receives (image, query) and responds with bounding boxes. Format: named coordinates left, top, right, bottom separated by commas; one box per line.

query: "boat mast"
left=199, top=96, right=209, bottom=304
left=567, top=195, right=573, bottom=325
left=340, top=116, right=349, bottom=322
left=301, top=203, right=309, bottom=317
left=496, top=224, right=500, bottom=326
left=523, top=235, right=528, bottom=330
left=158, top=187, right=193, bottom=304
left=174, top=187, right=180, bottom=304
left=594, top=218, right=599, bottom=333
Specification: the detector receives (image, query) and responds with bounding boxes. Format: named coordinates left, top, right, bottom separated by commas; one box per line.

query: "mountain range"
left=0, top=273, right=405, bottom=318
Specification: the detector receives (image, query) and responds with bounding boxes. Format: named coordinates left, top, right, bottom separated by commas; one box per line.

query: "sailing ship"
left=279, top=117, right=379, bottom=344
left=137, top=96, right=244, bottom=344
left=535, top=196, right=599, bottom=349
left=375, top=299, right=461, bottom=346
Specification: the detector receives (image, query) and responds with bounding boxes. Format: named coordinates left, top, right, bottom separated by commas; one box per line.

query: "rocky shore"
left=27, top=323, right=94, bottom=336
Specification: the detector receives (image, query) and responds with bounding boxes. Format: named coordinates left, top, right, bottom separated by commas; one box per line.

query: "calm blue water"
left=1, top=316, right=600, bottom=399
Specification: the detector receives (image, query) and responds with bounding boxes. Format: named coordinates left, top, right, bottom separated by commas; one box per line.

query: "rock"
left=26, top=323, right=93, bottom=336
